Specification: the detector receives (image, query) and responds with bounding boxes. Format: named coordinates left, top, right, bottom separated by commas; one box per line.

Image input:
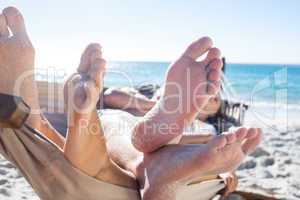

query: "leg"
left=63, top=44, right=137, bottom=188
left=132, top=37, right=223, bottom=153
left=105, top=121, right=262, bottom=200
left=138, top=129, right=261, bottom=200
left=0, top=7, right=64, bottom=148
left=140, top=128, right=262, bottom=200
left=103, top=88, right=156, bottom=116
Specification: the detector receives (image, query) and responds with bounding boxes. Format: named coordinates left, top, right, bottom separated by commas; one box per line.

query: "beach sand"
left=234, top=128, right=300, bottom=200
left=0, top=127, right=299, bottom=199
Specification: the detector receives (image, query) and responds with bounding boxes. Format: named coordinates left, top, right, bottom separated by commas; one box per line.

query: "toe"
left=207, top=59, right=222, bottom=95
left=202, top=47, right=221, bottom=66
left=0, top=14, right=9, bottom=37
left=183, top=37, right=213, bottom=60
left=223, top=132, right=237, bottom=144
left=88, top=51, right=106, bottom=87
left=207, top=81, right=221, bottom=96
left=207, top=135, right=227, bottom=151
left=207, top=58, right=223, bottom=71
left=242, top=129, right=262, bottom=155
left=235, top=127, right=248, bottom=142
left=246, top=128, right=258, bottom=139
left=82, top=51, right=106, bottom=110
left=208, top=69, right=221, bottom=82
left=82, top=81, right=101, bottom=111
left=2, top=7, right=27, bottom=36
left=78, top=43, right=102, bottom=73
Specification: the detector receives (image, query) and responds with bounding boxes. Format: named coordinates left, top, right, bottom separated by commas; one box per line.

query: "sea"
left=36, top=62, right=300, bottom=131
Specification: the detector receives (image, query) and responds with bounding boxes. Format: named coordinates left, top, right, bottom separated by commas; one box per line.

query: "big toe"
left=0, top=14, right=9, bottom=37
left=242, top=128, right=262, bottom=155
left=3, top=7, right=27, bottom=36
left=183, top=37, right=213, bottom=60
left=223, top=132, right=237, bottom=144
left=206, top=58, right=223, bottom=95
left=78, top=43, right=102, bottom=73
left=202, top=47, right=221, bottom=66
left=81, top=51, right=106, bottom=110
left=88, top=50, right=106, bottom=86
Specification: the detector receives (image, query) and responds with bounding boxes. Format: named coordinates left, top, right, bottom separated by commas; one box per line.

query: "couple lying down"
left=0, top=7, right=262, bottom=200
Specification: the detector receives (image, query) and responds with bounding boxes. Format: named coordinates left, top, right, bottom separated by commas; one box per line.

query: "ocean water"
left=103, top=62, right=299, bottom=103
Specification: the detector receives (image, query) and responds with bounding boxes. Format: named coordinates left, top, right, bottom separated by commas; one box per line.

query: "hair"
left=222, top=57, right=226, bottom=73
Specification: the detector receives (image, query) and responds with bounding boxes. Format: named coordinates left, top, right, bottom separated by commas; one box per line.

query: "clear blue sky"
left=1, top=0, right=299, bottom=69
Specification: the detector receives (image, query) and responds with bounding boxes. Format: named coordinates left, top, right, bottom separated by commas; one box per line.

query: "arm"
left=103, top=88, right=156, bottom=111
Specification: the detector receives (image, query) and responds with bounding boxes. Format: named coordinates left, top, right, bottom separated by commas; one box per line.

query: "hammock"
left=0, top=93, right=276, bottom=200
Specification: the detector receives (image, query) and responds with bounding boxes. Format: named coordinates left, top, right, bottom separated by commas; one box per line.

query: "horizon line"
left=107, top=60, right=300, bottom=66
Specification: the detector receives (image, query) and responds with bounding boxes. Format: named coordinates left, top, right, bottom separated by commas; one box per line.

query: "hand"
left=219, top=172, right=238, bottom=198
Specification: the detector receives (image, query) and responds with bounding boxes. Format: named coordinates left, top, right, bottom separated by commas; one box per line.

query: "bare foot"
left=64, top=43, right=105, bottom=125
left=0, top=7, right=40, bottom=128
left=63, top=44, right=137, bottom=188
left=137, top=127, right=262, bottom=200
left=132, top=37, right=223, bottom=153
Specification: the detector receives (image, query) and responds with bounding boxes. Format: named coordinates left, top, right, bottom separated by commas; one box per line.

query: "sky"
left=0, top=0, right=299, bottom=70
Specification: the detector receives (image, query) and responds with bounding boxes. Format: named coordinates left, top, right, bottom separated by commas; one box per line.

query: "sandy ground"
left=235, top=128, right=300, bottom=200
left=0, top=159, right=38, bottom=200
left=0, top=126, right=299, bottom=199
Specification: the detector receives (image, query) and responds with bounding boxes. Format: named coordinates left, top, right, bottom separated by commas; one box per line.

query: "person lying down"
left=97, top=80, right=221, bottom=119
left=0, top=6, right=262, bottom=200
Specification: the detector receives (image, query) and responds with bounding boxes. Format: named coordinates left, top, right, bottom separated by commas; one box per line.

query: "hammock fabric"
left=0, top=93, right=140, bottom=199
left=0, top=125, right=140, bottom=200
